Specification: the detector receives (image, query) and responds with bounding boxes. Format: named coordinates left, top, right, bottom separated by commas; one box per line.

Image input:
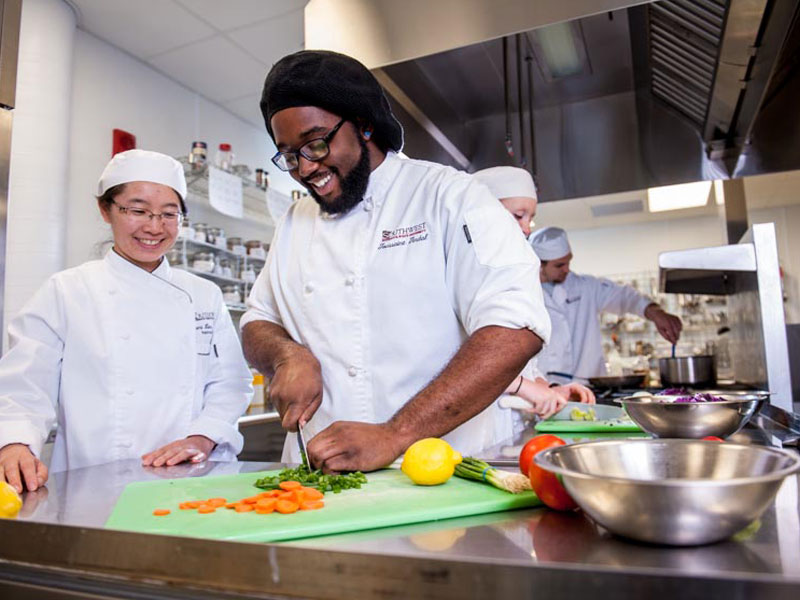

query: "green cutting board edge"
left=105, top=468, right=540, bottom=543
left=535, top=419, right=643, bottom=433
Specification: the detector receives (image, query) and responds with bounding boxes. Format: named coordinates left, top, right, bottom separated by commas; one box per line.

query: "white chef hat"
left=97, top=149, right=187, bottom=200
left=529, top=226, right=572, bottom=260
left=473, top=166, right=537, bottom=200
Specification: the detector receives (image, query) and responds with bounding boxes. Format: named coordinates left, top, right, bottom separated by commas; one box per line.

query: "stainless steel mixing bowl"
left=534, top=439, right=800, bottom=546
left=616, top=393, right=766, bottom=438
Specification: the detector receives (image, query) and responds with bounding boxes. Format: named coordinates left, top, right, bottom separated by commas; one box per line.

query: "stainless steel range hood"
left=306, top=0, right=800, bottom=202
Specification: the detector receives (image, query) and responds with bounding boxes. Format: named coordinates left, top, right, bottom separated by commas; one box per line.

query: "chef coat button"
left=304, top=283, right=314, bottom=294
left=120, top=332, right=130, bottom=340
left=348, top=367, right=358, bottom=377
left=108, top=289, right=117, bottom=296
left=363, top=198, right=373, bottom=212
left=345, top=276, right=355, bottom=287
left=121, top=440, right=132, bottom=448
left=126, top=388, right=135, bottom=395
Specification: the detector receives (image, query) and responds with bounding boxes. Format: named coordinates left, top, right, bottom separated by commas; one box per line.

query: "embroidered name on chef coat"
left=378, top=221, right=429, bottom=250
left=195, top=311, right=215, bottom=355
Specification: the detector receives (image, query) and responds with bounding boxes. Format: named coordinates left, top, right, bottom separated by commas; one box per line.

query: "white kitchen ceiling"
left=66, top=0, right=308, bottom=127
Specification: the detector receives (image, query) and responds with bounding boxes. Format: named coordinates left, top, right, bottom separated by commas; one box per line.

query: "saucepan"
left=658, top=355, right=716, bottom=387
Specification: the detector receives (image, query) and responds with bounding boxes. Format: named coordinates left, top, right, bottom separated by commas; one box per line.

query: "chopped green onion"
left=454, top=457, right=532, bottom=494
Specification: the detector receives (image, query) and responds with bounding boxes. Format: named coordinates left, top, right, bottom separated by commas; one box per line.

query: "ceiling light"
left=647, top=181, right=712, bottom=212
left=531, top=22, right=589, bottom=80
left=714, top=180, right=725, bottom=205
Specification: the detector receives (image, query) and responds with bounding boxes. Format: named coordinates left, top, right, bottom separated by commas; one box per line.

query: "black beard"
left=305, top=136, right=371, bottom=216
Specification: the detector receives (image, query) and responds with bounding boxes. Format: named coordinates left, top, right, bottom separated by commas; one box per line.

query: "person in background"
left=473, top=166, right=594, bottom=415
left=242, top=50, right=552, bottom=473
left=530, top=226, right=682, bottom=384
left=0, top=150, right=253, bottom=493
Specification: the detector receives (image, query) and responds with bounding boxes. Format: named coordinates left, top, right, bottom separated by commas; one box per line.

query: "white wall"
left=66, top=30, right=297, bottom=268
left=566, top=214, right=727, bottom=277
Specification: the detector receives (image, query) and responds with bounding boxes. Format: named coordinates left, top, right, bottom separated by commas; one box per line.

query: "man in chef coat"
left=530, top=226, right=682, bottom=383
left=242, top=50, right=551, bottom=473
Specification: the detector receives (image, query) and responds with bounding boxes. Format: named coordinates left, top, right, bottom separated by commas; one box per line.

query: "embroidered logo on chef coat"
left=195, top=311, right=215, bottom=355
left=565, top=296, right=582, bottom=304
left=378, top=221, right=429, bottom=250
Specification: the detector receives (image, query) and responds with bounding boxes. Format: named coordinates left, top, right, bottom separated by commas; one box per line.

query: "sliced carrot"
left=224, top=503, right=238, bottom=509
left=153, top=508, right=171, bottom=516
left=301, top=487, right=324, bottom=501
left=279, top=481, right=302, bottom=491
left=241, top=496, right=260, bottom=505
left=178, top=502, right=194, bottom=510
left=256, top=498, right=277, bottom=510
left=235, top=504, right=254, bottom=513
left=278, top=491, right=294, bottom=500
left=275, top=500, right=299, bottom=514
left=197, top=506, right=216, bottom=514
left=257, top=491, right=274, bottom=499
left=300, top=500, right=324, bottom=511
left=206, top=497, right=227, bottom=507
left=255, top=505, right=275, bottom=514
left=184, top=501, right=202, bottom=509
left=291, top=489, right=306, bottom=504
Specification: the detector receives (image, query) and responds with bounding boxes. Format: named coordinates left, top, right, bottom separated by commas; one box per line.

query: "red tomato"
left=525, top=435, right=577, bottom=511
left=702, top=436, right=724, bottom=442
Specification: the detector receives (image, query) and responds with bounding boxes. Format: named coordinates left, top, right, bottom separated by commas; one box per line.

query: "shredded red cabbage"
left=671, top=392, right=725, bottom=403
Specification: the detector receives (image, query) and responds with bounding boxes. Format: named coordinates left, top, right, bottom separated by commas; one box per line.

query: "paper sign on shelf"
left=208, top=166, right=243, bottom=218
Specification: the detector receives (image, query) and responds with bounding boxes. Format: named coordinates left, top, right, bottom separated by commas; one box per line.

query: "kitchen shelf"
left=181, top=267, right=246, bottom=286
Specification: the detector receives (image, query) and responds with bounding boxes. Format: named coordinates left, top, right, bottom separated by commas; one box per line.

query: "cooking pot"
left=587, top=374, right=646, bottom=389
left=658, top=355, right=716, bottom=387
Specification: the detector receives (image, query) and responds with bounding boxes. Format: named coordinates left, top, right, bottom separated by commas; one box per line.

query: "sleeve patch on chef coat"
left=463, top=207, right=535, bottom=268
left=195, top=311, right=215, bottom=356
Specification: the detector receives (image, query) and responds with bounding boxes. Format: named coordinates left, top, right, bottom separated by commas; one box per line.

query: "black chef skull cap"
left=261, top=50, right=404, bottom=153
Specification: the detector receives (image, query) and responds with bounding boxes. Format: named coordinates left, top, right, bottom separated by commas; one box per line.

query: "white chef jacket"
left=537, top=272, right=652, bottom=383
left=242, top=152, right=551, bottom=462
left=0, top=250, right=253, bottom=472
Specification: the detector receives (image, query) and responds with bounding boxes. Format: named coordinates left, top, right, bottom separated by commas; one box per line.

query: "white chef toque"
left=97, top=150, right=187, bottom=200
left=473, top=166, right=537, bottom=200
left=529, top=226, right=572, bottom=261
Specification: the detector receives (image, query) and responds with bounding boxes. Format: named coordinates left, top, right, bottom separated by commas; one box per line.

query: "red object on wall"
left=112, top=129, right=136, bottom=156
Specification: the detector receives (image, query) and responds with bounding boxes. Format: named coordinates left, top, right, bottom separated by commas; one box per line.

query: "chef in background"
left=0, top=150, right=252, bottom=493
left=530, top=226, right=682, bottom=384
left=473, top=166, right=594, bottom=413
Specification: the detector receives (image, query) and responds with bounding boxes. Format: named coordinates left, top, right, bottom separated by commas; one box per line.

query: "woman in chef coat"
left=0, top=150, right=252, bottom=493
left=473, top=166, right=594, bottom=417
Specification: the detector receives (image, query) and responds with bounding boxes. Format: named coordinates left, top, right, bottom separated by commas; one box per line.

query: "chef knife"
left=296, top=423, right=311, bottom=470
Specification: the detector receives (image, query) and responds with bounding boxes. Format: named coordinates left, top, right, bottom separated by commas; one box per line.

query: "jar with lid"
left=221, top=284, right=242, bottom=304
left=193, top=223, right=209, bottom=244
left=245, top=240, right=266, bottom=259
left=255, top=168, right=265, bottom=189
left=219, top=258, right=233, bottom=279
left=241, top=264, right=257, bottom=284
left=189, top=141, right=207, bottom=172
left=178, top=216, right=192, bottom=240
left=165, top=248, right=183, bottom=266
left=207, top=227, right=225, bottom=247
left=227, top=237, right=246, bottom=256
left=192, top=252, right=214, bottom=272
left=215, top=143, right=233, bottom=171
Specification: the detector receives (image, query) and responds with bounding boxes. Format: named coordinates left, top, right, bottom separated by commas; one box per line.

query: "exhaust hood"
left=306, top=0, right=800, bottom=202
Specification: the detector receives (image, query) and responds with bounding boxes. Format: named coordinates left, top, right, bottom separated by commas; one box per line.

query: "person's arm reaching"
left=644, top=303, right=682, bottom=345
left=242, top=320, right=322, bottom=432
left=308, top=325, right=542, bottom=473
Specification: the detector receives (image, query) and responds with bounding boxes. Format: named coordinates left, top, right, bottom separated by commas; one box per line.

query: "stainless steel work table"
left=2, top=417, right=799, bottom=599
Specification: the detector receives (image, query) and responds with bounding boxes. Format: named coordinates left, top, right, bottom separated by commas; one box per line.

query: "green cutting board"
left=105, top=468, right=541, bottom=543
left=535, top=419, right=643, bottom=433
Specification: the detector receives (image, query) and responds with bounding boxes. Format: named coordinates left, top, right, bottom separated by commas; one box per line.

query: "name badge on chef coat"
left=195, top=311, right=215, bottom=356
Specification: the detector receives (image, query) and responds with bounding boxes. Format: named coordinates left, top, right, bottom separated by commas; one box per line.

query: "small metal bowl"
left=534, top=439, right=800, bottom=546
left=616, top=392, right=767, bottom=439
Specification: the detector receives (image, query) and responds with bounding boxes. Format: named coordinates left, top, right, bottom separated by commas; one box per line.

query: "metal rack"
left=171, top=236, right=265, bottom=313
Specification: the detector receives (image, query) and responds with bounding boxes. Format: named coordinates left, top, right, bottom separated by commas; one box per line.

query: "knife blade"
left=296, top=423, right=311, bottom=470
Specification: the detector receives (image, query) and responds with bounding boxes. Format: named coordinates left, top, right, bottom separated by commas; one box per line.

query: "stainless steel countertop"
left=2, top=421, right=800, bottom=599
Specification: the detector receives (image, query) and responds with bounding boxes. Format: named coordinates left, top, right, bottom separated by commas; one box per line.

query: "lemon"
left=0, top=481, right=22, bottom=519
left=401, top=438, right=462, bottom=485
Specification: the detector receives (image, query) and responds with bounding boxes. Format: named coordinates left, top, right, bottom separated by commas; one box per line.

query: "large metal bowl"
left=616, top=392, right=766, bottom=438
left=534, top=439, right=800, bottom=546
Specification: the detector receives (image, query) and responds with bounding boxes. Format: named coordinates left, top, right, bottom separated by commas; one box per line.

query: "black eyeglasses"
left=271, top=118, right=346, bottom=172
